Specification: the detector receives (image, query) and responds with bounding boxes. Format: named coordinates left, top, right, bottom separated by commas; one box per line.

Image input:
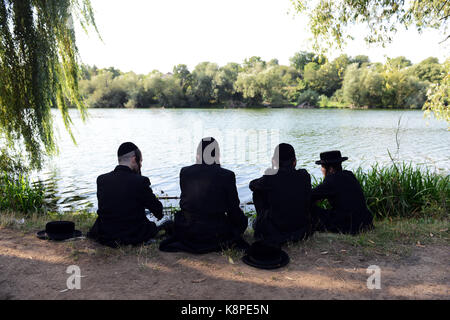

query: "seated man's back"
left=89, top=143, right=163, bottom=247
left=250, top=144, right=313, bottom=244
left=160, top=137, right=248, bottom=253
left=311, top=150, right=374, bottom=234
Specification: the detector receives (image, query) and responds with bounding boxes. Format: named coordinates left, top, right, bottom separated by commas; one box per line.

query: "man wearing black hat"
left=311, top=151, right=373, bottom=234
left=88, top=142, right=164, bottom=248
left=159, top=137, right=249, bottom=254
left=249, top=143, right=313, bottom=245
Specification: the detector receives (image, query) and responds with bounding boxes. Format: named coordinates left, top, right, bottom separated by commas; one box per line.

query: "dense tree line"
left=78, top=52, right=447, bottom=109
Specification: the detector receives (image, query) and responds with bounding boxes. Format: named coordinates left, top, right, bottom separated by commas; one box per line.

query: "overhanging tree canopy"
left=0, top=0, right=98, bottom=169
left=291, top=0, right=449, bottom=123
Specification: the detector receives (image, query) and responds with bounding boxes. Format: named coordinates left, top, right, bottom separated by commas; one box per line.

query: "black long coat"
left=249, top=167, right=312, bottom=244
left=311, top=170, right=373, bottom=234
left=88, top=165, right=163, bottom=247
left=161, top=164, right=248, bottom=253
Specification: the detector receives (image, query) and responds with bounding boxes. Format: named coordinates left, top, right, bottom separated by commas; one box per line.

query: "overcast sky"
left=75, top=0, right=449, bottom=74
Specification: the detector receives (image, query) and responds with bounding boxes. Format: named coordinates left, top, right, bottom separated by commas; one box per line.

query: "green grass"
left=0, top=210, right=97, bottom=233
left=308, top=163, right=449, bottom=220
left=354, top=163, right=449, bottom=219
left=286, top=217, right=449, bottom=259
left=1, top=163, right=448, bottom=262
left=1, top=210, right=447, bottom=262
left=0, top=171, right=46, bottom=213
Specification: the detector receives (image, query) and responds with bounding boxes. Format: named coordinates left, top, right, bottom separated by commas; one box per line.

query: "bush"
left=297, top=89, right=319, bottom=106
left=318, top=95, right=330, bottom=107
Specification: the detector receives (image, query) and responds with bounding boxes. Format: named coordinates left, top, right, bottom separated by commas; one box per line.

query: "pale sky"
left=75, top=0, right=449, bottom=74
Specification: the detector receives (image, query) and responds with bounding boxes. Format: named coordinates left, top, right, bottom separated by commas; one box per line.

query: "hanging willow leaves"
left=290, top=0, right=450, bottom=51
left=424, top=58, right=450, bottom=125
left=0, top=0, right=98, bottom=170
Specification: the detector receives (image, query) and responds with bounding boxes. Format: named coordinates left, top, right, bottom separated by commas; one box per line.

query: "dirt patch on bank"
left=0, top=228, right=448, bottom=300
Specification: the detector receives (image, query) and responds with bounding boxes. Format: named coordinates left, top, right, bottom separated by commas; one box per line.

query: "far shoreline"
left=61, top=105, right=426, bottom=111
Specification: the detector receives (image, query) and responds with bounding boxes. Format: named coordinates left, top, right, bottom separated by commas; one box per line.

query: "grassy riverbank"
left=2, top=163, right=448, bottom=218
left=0, top=163, right=448, bottom=259
left=1, top=210, right=448, bottom=261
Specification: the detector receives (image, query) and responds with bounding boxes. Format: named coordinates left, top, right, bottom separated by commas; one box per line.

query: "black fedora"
left=37, top=221, right=82, bottom=241
left=315, top=150, right=348, bottom=165
left=242, top=241, right=290, bottom=270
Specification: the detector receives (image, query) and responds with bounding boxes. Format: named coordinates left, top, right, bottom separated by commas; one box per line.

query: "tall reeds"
left=0, top=171, right=45, bottom=213
left=354, top=164, right=449, bottom=219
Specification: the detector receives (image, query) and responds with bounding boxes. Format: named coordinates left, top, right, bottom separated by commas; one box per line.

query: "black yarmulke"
left=117, top=142, right=138, bottom=157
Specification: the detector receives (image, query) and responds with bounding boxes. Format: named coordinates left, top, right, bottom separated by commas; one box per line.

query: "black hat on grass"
left=315, top=150, right=348, bottom=165
left=242, top=241, right=290, bottom=270
left=37, top=221, right=82, bottom=241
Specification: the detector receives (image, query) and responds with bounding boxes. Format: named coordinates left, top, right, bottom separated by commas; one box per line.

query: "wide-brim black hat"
left=242, top=241, right=290, bottom=270
left=37, top=221, right=82, bottom=241
left=315, top=150, right=348, bottom=165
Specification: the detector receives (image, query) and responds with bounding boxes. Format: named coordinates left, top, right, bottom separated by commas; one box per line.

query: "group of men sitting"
left=88, top=138, right=374, bottom=253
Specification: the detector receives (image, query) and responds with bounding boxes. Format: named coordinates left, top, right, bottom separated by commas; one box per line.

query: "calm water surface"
left=36, top=108, right=450, bottom=212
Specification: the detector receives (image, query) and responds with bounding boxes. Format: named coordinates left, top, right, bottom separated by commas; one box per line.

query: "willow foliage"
left=291, top=0, right=450, bottom=50
left=0, top=0, right=98, bottom=170
left=291, top=0, right=449, bottom=125
left=424, top=58, right=450, bottom=125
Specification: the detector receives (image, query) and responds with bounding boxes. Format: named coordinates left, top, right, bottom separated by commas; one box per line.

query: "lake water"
left=37, top=108, right=450, bottom=212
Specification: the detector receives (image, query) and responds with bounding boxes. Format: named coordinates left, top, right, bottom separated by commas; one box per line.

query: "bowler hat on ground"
left=37, top=221, right=82, bottom=241
left=242, top=241, right=290, bottom=270
left=315, top=150, right=348, bottom=165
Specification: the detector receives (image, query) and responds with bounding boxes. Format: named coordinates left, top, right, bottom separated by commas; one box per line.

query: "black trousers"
left=311, top=206, right=374, bottom=235
left=252, top=191, right=312, bottom=245
left=311, top=206, right=341, bottom=233
left=158, top=210, right=250, bottom=254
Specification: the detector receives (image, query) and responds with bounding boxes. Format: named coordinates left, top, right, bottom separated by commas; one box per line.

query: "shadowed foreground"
left=0, top=228, right=448, bottom=300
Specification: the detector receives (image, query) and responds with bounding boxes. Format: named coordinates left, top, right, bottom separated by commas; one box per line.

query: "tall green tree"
left=0, top=0, right=98, bottom=169
left=190, top=62, right=219, bottom=105
left=408, top=57, right=445, bottom=83
left=289, top=51, right=326, bottom=73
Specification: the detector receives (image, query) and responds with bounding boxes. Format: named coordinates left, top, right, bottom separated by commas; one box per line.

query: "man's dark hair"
left=273, top=143, right=296, bottom=169
left=322, top=163, right=343, bottom=175
left=196, top=137, right=220, bottom=165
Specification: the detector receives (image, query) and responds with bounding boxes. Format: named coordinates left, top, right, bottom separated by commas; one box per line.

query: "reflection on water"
left=34, top=108, right=450, bottom=212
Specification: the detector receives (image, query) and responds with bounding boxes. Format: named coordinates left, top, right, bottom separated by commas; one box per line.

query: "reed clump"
left=0, top=171, right=46, bottom=214
left=354, top=164, right=449, bottom=219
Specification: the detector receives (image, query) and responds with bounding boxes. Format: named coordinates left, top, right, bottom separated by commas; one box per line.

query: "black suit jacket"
left=174, top=163, right=248, bottom=249
left=311, top=170, right=373, bottom=233
left=249, top=167, right=312, bottom=242
left=89, top=165, right=163, bottom=247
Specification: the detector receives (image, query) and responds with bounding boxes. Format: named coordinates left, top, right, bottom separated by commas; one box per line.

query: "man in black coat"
left=311, top=151, right=373, bottom=235
left=159, top=137, right=249, bottom=254
left=249, top=143, right=313, bottom=245
left=88, top=142, right=164, bottom=248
